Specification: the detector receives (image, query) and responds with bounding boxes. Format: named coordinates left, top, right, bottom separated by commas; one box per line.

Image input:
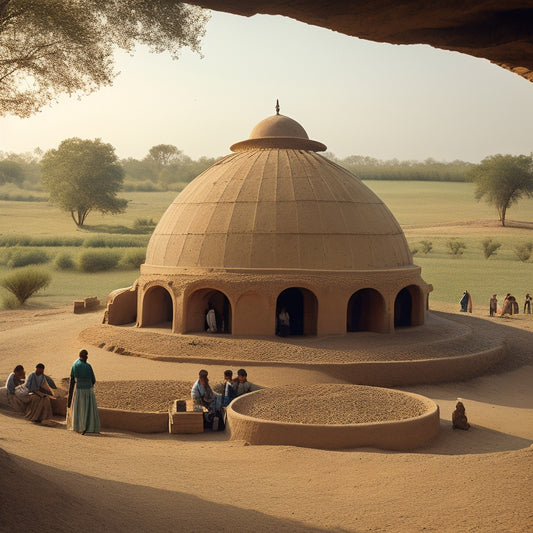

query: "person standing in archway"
left=277, top=307, right=290, bottom=336
left=206, top=303, right=217, bottom=333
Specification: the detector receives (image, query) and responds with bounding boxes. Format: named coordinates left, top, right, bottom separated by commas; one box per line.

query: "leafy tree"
left=40, top=138, right=128, bottom=227
left=481, top=238, right=501, bottom=259
left=0, top=266, right=51, bottom=304
left=148, top=144, right=183, bottom=167
left=0, top=0, right=209, bottom=117
left=468, top=154, right=533, bottom=226
left=0, top=159, right=24, bottom=186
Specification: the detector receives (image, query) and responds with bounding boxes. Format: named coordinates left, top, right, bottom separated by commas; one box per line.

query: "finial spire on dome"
left=275, top=99, right=280, bottom=115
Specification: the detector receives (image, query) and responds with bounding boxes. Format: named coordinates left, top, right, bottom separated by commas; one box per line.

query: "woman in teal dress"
left=67, top=349, right=100, bottom=434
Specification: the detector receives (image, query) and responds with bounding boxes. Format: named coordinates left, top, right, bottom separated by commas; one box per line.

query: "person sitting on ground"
left=233, top=368, right=253, bottom=397
left=24, top=363, right=54, bottom=423
left=222, top=369, right=235, bottom=407
left=452, top=401, right=470, bottom=430
left=5, top=364, right=30, bottom=413
left=191, top=369, right=222, bottom=429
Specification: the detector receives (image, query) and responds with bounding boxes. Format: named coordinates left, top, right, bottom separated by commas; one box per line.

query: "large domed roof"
left=145, top=112, right=412, bottom=271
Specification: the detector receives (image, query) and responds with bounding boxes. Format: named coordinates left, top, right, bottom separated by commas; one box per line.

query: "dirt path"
left=0, top=303, right=532, bottom=532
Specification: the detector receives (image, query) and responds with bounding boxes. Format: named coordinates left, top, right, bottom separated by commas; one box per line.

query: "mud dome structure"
left=106, top=108, right=431, bottom=336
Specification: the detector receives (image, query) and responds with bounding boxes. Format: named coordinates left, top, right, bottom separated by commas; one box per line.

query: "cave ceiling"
left=190, top=0, right=533, bottom=82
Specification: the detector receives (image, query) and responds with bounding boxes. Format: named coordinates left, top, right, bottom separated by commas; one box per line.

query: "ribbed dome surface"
left=145, top=149, right=413, bottom=270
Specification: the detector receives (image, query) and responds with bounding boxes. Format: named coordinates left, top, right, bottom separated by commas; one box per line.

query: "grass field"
left=0, top=181, right=531, bottom=309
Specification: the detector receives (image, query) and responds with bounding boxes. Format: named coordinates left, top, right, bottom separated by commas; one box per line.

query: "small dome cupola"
left=230, top=100, right=327, bottom=152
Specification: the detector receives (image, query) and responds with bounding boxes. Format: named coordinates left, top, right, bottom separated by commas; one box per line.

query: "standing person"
left=24, top=363, right=54, bottom=423
left=277, top=307, right=290, bottom=336
left=524, top=293, right=532, bottom=314
left=5, top=364, right=29, bottom=413
left=459, top=291, right=472, bottom=313
left=67, top=349, right=100, bottom=435
left=206, top=303, right=217, bottom=333
left=489, top=294, right=498, bottom=317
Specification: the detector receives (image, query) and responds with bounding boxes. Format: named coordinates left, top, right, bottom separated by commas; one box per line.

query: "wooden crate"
left=169, top=401, right=204, bottom=434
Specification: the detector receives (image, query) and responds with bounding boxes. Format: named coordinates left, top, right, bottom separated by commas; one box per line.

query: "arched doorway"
left=141, top=285, right=173, bottom=328
left=394, top=287, right=413, bottom=328
left=276, top=287, right=317, bottom=336
left=186, top=288, right=232, bottom=334
left=347, top=288, right=385, bottom=332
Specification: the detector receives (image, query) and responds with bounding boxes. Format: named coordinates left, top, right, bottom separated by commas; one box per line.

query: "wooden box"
left=169, top=400, right=203, bottom=434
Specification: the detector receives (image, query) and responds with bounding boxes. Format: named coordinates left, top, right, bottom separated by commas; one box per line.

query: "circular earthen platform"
left=80, top=311, right=507, bottom=387
left=226, top=385, right=440, bottom=450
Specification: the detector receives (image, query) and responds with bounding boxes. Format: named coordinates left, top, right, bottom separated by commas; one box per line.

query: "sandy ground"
left=0, top=302, right=532, bottom=532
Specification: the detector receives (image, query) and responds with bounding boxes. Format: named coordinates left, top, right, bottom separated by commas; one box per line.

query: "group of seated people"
left=4, top=363, right=59, bottom=425
left=191, top=368, right=254, bottom=430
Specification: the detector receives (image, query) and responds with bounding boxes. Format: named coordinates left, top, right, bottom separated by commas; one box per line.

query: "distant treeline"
left=325, top=153, right=472, bottom=182
left=0, top=147, right=472, bottom=198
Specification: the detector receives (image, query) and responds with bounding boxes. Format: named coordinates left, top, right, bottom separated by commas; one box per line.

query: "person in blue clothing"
left=222, top=369, right=235, bottom=407
left=67, top=349, right=100, bottom=435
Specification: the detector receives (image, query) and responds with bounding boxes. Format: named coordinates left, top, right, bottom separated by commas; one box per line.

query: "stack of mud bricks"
left=168, top=399, right=204, bottom=434
left=73, top=296, right=100, bottom=314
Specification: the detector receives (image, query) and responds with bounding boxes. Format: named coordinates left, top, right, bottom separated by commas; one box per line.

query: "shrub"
left=54, top=252, right=75, bottom=271
left=410, top=246, right=418, bottom=256
left=2, top=293, right=20, bottom=309
left=77, top=250, right=120, bottom=272
left=447, top=239, right=466, bottom=256
left=0, top=266, right=51, bottom=304
left=0, top=235, right=31, bottom=247
left=514, top=242, right=533, bottom=262
left=420, top=240, right=432, bottom=254
left=83, top=235, right=150, bottom=248
left=83, top=236, right=108, bottom=248
left=6, top=248, right=49, bottom=268
left=481, top=238, right=502, bottom=259
left=133, top=217, right=157, bottom=232
left=0, top=235, right=83, bottom=247
left=118, top=248, right=146, bottom=269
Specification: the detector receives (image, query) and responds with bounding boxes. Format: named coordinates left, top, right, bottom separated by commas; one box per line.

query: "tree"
left=40, top=138, right=128, bottom=227
left=0, top=159, right=24, bottom=186
left=468, top=154, right=533, bottom=227
left=0, top=0, right=209, bottom=117
left=147, top=144, right=183, bottom=167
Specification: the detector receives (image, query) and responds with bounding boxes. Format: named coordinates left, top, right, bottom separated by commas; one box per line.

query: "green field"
left=0, top=182, right=532, bottom=309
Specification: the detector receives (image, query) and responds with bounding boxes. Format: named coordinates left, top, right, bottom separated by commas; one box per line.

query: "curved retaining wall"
left=227, top=390, right=441, bottom=451
left=321, top=345, right=507, bottom=387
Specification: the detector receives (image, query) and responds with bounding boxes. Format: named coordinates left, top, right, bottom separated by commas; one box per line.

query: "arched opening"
left=141, top=285, right=173, bottom=328
left=186, top=288, right=232, bottom=334
left=394, top=286, right=414, bottom=328
left=347, top=288, right=386, bottom=333
left=276, top=287, right=317, bottom=336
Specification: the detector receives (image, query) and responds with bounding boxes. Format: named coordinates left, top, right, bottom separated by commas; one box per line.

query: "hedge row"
left=0, top=234, right=150, bottom=248
left=1, top=247, right=146, bottom=271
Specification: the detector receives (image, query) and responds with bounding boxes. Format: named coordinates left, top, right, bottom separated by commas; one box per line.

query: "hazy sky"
left=2, top=11, right=533, bottom=163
